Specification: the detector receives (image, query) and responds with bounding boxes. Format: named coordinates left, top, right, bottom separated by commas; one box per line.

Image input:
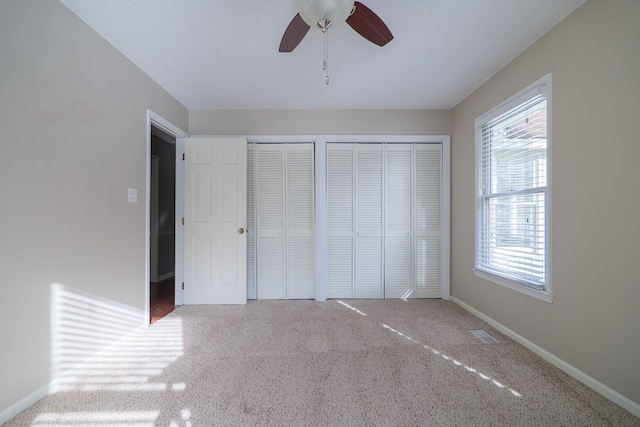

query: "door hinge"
left=182, top=153, right=185, bottom=161
left=181, top=282, right=185, bottom=290
left=182, top=217, right=185, bottom=225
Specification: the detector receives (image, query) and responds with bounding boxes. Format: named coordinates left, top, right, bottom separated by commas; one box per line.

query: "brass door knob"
left=238, top=228, right=245, bottom=234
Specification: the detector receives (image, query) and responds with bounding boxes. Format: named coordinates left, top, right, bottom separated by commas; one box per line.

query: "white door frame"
left=150, top=154, right=160, bottom=283
left=146, top=110, right=189, bottom=324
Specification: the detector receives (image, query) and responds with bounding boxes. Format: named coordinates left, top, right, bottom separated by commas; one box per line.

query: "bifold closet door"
left=414, top=144, right=441, bottom=298
left=327, top=142, right=442, bottom=299
left=247, top=146, right=256, bottom=299
left=327, top=144, right=354, bottom=298
left=248, top=143, right=314, bottom=300
left=355, top=144, right=384, bottom=298
left=327, top=143, right=384, bottom=299
left=285, top=144, right=315, bottom=299
left=384, top=144, right=413, bottom=298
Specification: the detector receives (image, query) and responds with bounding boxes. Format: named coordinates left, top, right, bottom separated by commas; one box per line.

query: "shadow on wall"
left=31, top=284, right=189, bottom=426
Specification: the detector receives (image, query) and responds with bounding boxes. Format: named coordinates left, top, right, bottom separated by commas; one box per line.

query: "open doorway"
left=150, top=125, right=177, bottom=323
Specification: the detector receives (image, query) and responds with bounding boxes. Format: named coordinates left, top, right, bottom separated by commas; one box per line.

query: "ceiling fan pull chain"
left=323, top=29, right=329, bottom=85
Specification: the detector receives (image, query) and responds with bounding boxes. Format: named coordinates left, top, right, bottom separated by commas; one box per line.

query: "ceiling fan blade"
left=279, top=13, right=311, bottom=52
left=346, top=2, right=393, bottom=47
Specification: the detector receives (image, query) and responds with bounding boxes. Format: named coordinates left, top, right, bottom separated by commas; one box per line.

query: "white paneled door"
left=327, top=142, right=442, bottom=299
left=184, top=137, right=247, bottom=304
left=247, top=143, right=314, bottom=300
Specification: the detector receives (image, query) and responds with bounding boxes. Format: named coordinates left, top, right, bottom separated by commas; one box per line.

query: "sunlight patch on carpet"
left=336, top=300, right=367, bottom=316
left=382, top=323, right=522, bottom=397
left=32, top=410, right=159, bottom=426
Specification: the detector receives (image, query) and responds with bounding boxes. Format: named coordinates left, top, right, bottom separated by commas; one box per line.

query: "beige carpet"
left=6, top=299, right=639, bottom=426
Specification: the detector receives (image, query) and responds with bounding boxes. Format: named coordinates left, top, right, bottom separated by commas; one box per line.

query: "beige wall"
left=4, top=0, right=637, bottom=419
left=0, top=0, right=187, bottom=413
left=189, top=109, right=451, bottom=135
left=451, top=0, right=640, bottom=406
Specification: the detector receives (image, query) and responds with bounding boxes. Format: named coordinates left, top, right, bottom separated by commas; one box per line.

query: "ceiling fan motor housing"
left=295, top=0, right=355, bottom=28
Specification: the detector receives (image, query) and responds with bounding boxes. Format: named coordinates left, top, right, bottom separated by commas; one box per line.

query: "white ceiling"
left=59, top=0, right=586, bottom=110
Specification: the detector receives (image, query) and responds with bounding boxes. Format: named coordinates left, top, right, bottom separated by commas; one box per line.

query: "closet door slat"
left=355, top=144, right=383, bottom=299
left=414, top=144, right=442, bottom=298
left=256, top=145, right=286, bottom=299
left=327, top=144, right=354, bottom=298
left=247, top=145, right=256, bottom=299
left=385, top=144, right=413, bottom=299
left=286, top=144, right=315, bottom=299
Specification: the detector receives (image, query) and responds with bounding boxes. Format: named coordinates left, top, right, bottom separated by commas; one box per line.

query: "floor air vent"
left=471, top=330, right=499, bottom=344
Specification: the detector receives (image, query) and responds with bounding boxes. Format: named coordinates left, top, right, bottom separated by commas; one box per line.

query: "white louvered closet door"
left=384, top=144, right=413, bottom=298
left=252, top=143, right=314, bottom=299
left=355, top=144, right=384, bottom=298
left=255, top=144, right=286, bottom=299
left=327, top=144, right=354, bottom=298
left=247, top=145, right=256, bottom=299
left=327, top=142, right=442, bottom=299
left=286, top=144, right=315, bottom=299
left=414, top=144, right=442, bottom=298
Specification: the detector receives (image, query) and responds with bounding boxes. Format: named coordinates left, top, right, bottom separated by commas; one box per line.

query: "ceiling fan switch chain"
left=324, top=28, right=330, bottom=85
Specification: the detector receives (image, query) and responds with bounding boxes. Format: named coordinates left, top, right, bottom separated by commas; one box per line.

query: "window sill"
left=474, top=268, right=553, bottom=303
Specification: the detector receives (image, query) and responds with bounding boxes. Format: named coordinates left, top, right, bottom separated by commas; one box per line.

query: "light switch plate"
left=128, top=188, right=137, bottom=203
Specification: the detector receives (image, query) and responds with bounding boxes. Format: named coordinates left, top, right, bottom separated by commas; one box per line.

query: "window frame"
left=474, top=74, right=553, bottom=303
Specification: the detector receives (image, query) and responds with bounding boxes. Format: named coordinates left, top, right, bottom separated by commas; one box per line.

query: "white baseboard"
left=0, top=383, right=50, bottom=425
left=451, top=297, right=640, bottom=418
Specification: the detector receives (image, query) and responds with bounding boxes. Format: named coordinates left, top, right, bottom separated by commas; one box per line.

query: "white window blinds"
left=476, top=82, right=549, bottom=290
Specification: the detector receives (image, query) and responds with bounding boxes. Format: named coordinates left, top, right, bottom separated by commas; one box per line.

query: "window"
left=475, top=74, right=552, bottom=302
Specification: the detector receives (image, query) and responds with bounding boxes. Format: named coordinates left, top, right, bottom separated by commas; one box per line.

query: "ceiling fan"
left=279, top=0, right=394, bottom=53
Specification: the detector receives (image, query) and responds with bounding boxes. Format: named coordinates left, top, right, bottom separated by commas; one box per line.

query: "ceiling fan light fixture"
left=295, top=0, right=355, bottom=29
